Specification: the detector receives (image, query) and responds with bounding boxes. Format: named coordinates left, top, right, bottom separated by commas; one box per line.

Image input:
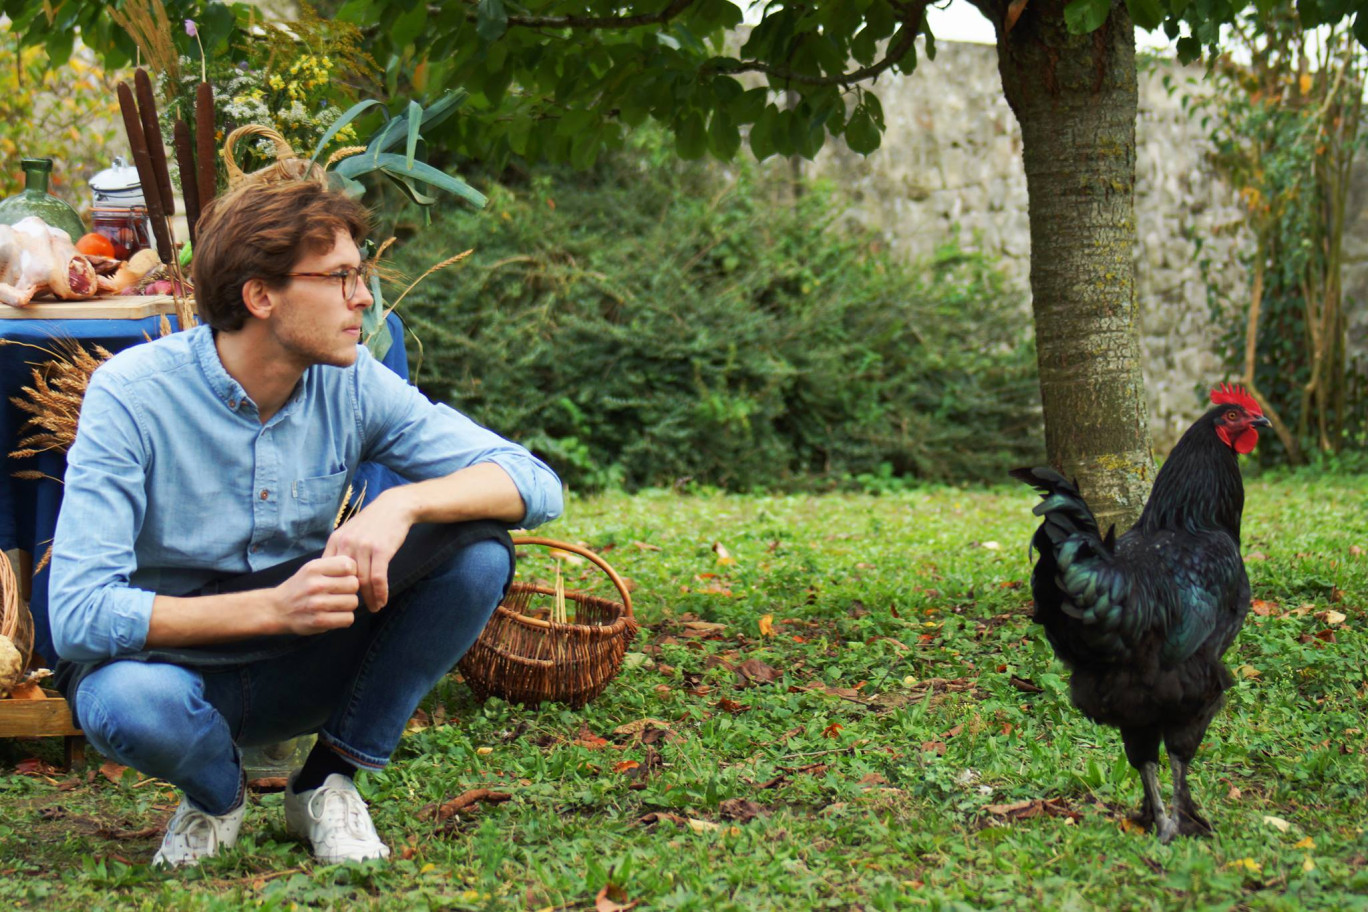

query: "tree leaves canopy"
left=6, top=0, right=1368, bottom=166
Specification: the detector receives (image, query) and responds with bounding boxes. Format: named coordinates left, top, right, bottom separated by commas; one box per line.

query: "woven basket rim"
left=495, top=583, right=632, bottom=636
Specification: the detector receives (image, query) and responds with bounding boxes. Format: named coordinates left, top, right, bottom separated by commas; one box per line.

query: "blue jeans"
left=73, top=524, right=512, bottom=816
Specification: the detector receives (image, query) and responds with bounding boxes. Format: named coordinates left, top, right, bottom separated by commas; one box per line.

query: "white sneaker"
left=284, top=772, right=391, bottom=864
left=151, top=796, right=246, bottom=867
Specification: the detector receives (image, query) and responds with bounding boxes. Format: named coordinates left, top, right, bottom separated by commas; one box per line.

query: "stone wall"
left=800, top=41, right=1261, bottom=450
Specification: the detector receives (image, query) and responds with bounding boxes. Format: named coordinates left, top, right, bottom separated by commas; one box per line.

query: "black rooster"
left=1011, top=384, right=1270, bottom=842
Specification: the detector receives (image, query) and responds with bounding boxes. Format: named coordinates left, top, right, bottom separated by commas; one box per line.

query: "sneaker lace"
left=169, top=806, right=219, bottom=847
left=310, top=784, right=375, bottom=841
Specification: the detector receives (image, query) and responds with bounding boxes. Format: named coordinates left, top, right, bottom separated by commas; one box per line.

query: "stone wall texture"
left=800, top=40, right=1366, bottom=451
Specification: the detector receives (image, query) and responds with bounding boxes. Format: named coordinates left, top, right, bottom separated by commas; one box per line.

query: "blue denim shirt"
left=49, top=324, right=563, bottom=663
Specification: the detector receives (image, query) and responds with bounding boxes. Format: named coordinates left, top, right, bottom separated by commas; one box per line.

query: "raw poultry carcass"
left=0, top=216, right=158, bottom=307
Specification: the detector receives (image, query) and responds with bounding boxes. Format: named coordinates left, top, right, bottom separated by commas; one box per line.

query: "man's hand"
left=324, top=490, right=416, bottom=611
left=272, top=556, right=363, bottom=634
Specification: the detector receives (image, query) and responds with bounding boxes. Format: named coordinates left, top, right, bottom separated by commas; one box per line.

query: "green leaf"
left=362, top=268, right=392, bottom=362
left=677, top=111, right=707, bottom=160
left=1063, top=0, right=1111, bottom=33
left=477, top=0, right=508, bottom=41
left=845, top=106, right=880, bottom=155
left=708, top=110, right=742, bottom=159
left=749, top=104, right=777, bottom=159
left=729, top=87, right=769, bottom=124
left=334, top=153, right=487, bottom=208
left=311, top=99, right=385, bottom=165
left=1124, top=0, right=1165, bottom=30
left=391, top=2, right=428, bottom=48
left=404, top=100, right=423, bottom=167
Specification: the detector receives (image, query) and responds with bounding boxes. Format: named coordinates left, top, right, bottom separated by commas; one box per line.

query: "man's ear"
left=241, top=278, right=276, bottom=320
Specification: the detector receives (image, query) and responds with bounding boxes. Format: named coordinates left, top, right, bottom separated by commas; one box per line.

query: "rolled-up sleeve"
left=48, top=371, right=158, bottom=662
left=355, top=352, right=563, bottom=528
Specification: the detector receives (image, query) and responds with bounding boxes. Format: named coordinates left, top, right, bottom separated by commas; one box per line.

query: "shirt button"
left=228, top=399, right=237, bottom=409
left=259, top=489, right=269, bottom=500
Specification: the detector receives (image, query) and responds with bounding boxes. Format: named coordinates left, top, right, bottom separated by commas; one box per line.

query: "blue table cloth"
left=0, top=310, right=408, bottom=666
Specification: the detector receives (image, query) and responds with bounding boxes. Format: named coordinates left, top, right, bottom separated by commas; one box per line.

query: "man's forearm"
left=380, top=462, right=528, bottom=526
left=145, top=589, right=284, bottom=648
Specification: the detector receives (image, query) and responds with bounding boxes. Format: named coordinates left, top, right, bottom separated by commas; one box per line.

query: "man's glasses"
left=283, top=264, right=372, bottom=300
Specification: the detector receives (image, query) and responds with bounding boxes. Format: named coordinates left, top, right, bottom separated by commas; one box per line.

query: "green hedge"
left=391, top=159, right=1043, bottom=492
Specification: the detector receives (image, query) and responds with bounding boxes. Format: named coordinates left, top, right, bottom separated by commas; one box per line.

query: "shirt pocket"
left=287, top=469, right=350, bottom=543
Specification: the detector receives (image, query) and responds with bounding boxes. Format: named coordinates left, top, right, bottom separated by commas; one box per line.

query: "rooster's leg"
left=1168, top=757, right=1213, bottom=836
left=1121, top=727, right=1163, bottom=830
left=1165, top=703, right=1219, bottom=837
left=1140, top=762, right=1179, bottom=844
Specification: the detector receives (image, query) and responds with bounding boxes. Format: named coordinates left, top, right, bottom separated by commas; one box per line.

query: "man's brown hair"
left=192, top=179, right=370, bottom=331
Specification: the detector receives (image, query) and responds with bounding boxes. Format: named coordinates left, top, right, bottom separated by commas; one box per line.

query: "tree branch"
left=708, top=2, right=930, bottom=88
left=462, top=0, right=698, bottom=30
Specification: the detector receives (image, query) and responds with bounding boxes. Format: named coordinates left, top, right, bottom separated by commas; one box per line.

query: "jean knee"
left=447, top=538, right=513, bottom=607
left=77, top=662, right=211, bottom=768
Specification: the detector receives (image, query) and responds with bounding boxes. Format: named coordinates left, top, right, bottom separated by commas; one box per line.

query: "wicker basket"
left=459, top=537, right=638, bottom=708
left=1, top=551, right=33, bottom=669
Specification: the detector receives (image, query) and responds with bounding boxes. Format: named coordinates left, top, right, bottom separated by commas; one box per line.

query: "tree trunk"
left=983, top=0, right=1155, bottom=532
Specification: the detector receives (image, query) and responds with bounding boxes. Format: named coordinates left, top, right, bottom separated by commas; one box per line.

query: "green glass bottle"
left=0, top=158, right=86, bottom=241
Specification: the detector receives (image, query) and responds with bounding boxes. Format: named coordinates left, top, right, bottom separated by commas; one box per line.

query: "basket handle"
left=510, top=536, right=634, bottom=618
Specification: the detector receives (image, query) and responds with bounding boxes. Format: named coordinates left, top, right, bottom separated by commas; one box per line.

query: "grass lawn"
left=2, top=472, right=1366, bottom=910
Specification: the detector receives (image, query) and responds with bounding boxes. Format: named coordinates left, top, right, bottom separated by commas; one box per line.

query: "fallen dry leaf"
left=1263, top=814, right=1291, bottom=833
left=631, top=540, right=662, bottom=552
left=611, top=718, right=673, bottom=739
left=687, top=817, right=721, bottom=833
left=1317, top=609, right=1347, bottom=626
left=985, top=798, right=1081, bottom=821
left=758, top=614, right=774, bottom=637
left=1236, top=664, right=1262, bottom=679
left=98, top=761, right=129, bottom=785
left=718, top=798, right=768, bottom=822
left=716, top=698, right=751, bottom=714
left=1250, top=599, right=1278, bottom=617
left=1009, top=675, right=1043, bottom=694
left=680, top=620, right=728, bottom=637
left=734, top=658, right=781, bottom=686
left=1349, top=545, right=1364, bottom=558
left=595, top=883, right=639, bottom=912
left=1247, top=551, right=1269, bottom=561
left=637, top=811, right=687, bottom=828
left=712, top=541, right=736, bottom=566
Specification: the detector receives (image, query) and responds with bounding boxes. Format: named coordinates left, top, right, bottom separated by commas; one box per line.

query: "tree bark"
left=978, top=0, right=1155, bottom=532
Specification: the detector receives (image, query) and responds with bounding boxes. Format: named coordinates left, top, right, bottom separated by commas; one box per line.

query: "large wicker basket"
left=459, top=537, right=638, bottom=708
left=0, top=551, right=33, bottom=669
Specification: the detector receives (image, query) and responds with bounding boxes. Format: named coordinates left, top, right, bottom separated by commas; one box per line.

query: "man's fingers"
left=312, top=554, right=358, bottom=577
left=367, top=555, right=391, bottom=612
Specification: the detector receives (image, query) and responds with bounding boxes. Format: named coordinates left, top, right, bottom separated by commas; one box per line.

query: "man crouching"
left=47, top=177, right=561, bottom=866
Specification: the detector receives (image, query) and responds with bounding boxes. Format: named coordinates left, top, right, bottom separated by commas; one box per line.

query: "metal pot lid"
left=89, top=157, right=142, bottom=193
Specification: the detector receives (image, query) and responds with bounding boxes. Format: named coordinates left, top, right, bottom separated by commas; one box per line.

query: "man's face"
left=267, top=228, right=373, bottom=370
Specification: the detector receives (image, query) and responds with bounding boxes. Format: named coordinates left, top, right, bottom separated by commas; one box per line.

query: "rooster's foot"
left=1156, top=817, right=1180, bottom=844
left=1175, top=808, right=1213, bottom=838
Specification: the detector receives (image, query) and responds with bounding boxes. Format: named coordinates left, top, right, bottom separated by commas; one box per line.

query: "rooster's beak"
left=1252, top=416, right=1272, bottom=429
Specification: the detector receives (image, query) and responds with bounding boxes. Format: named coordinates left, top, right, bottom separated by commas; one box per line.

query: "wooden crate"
left=0, top=690, right=84, bottom=767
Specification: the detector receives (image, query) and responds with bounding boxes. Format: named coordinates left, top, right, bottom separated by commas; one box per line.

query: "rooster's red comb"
left=1210, top=382, right=1263, bottom=415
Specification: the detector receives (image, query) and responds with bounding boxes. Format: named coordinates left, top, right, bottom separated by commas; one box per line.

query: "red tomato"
left=75, top=232, right=116, bottom=258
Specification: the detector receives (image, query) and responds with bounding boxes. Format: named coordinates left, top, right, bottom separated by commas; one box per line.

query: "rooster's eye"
left=1225, top=410, right=1238, bottom=422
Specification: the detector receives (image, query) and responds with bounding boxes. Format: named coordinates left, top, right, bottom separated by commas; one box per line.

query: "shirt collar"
left=191, top=325, right=311, bottom=421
